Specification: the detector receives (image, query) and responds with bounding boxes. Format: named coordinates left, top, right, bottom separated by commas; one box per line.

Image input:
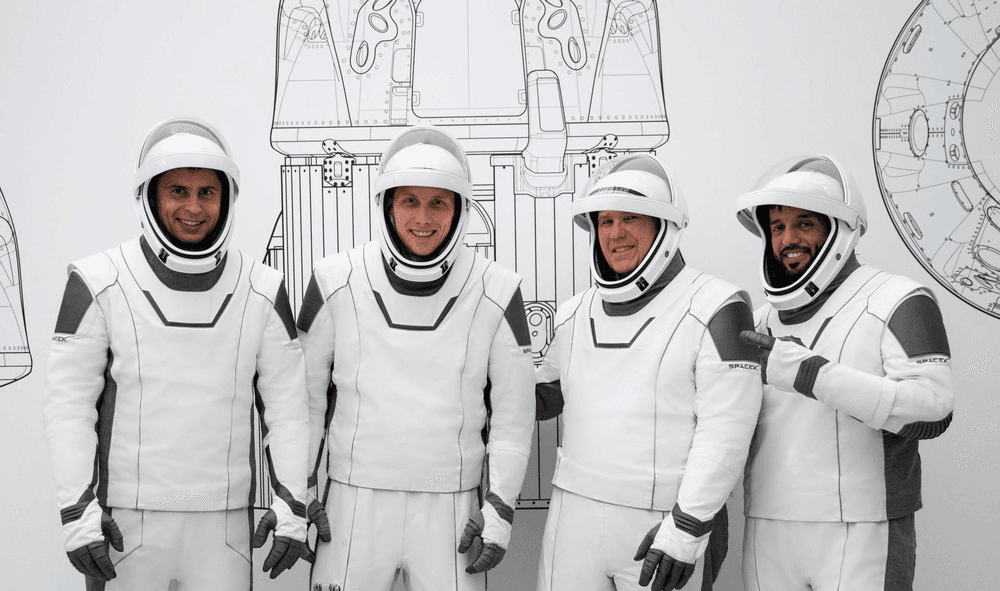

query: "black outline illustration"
left=875, top=0, right=1000, bottom=318
left=0, top=187, right=31, bottom=388
left=259, top=0, right=669, bottom=508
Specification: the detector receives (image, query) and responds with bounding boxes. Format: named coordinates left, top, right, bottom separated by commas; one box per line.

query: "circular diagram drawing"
left=875, top=0, right=1000, bottom=318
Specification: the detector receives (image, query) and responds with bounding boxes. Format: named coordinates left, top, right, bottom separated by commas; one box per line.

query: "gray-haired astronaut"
left=735, top=155, right=954, bottom=591
left=43, top=118, right=312, bottom=590
left=534, top=154, right=762, bottom=591
left=298, top=125, right=535, bottom=591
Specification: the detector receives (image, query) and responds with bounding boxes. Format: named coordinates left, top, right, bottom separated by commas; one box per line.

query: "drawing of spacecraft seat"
left=518, top=0, right=668, bottom=151
left=273, top=0, right=412, bottom=157
left=0, top=189, right=31, bottom=387
left=271, top=0, right=669, bottom=151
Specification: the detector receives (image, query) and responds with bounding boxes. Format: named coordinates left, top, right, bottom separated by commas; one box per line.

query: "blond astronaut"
left=298, top=125, right=535, bottom=591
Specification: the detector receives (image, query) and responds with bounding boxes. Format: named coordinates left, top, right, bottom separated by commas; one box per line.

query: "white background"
left=0, top=1, right=996, bottom=589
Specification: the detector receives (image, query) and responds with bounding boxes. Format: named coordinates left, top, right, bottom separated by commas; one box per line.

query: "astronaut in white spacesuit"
left=734, top=155, right=954, bottom=591
left=534, top=154, right=762, bottom=591
left=298, top=125, right=535, bottom=591
left=43, top=118, right=313, bottom=590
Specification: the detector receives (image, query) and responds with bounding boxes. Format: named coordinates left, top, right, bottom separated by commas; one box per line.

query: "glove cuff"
left=480, top=497, right=513, bottom=550
left=671, top=503, right=713, bottom=538
left=62, top=498, right=105, bottom=552
left=270, top=496, right=308, bottom=542
left=651, top=507, right=711, bottom=565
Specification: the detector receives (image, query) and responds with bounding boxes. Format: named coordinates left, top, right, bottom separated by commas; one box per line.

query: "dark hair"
left=766, top=204, right=831, bottom=236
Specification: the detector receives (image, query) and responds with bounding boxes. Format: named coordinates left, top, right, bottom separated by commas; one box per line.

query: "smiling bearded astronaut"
left=534, top=154, right=762, bottom=591
left=42, top=118, right=312, bottom=590
left=734, top=155, right=954, bottom=591
left=297, top=124, right=535, bottom=591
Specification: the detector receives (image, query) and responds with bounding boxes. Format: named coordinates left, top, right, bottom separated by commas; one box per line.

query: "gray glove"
left=458, top=511, right=507, bottom=574
left=307, top=496, right=332, bottom=546
left=66, top=512, right=123, bottom=582
left=634, top=505, right=713, bottom=591
left=253, top=509, right=313, bottom=579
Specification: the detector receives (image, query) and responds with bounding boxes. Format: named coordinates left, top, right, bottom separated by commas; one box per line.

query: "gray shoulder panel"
left=503, top=287, right=531, bottom=348
left=273, top=282, right=297, bottom=341
left=707, top=301, right=758, bottom=362
left=54, top=272, right=94, bottom=335
left=888, top=294, right=950, bottom=358
left=296, top=274, right=325, bottom=333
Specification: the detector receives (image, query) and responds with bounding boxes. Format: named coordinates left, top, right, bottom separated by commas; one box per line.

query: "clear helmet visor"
left=572, top=153, right=687, bottom=302
left=372, top=125, right=473, bottom=283
left=586, top=211, right=666, bottom=285
left=734, top=154, right=867, bottom=309
left=380, top=185, right=464, bottom=264
left=133, top=118, right=240, bottom=274
left=753, top=203, right=835, bottom=293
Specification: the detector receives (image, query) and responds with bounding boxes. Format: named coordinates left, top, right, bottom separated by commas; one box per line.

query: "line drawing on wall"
left=875, top=0, right=1000, bottom=319
left=0, top=187, right=31, bottom=388
left=257, top=0, right=669, bottom=509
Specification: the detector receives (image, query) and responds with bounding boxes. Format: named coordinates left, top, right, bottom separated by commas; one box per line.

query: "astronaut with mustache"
left=735, top=155, right=954, bottom=591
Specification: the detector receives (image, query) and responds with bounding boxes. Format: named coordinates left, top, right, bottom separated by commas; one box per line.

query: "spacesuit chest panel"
left=122, top=239, right=243, bottom=326
left=363, top=240, right=476, bottom=329
left=326, top=243, right=494, bottom=493
left=97, top=241, right=262, bottom=510
left=749, top=265, right=893, bottom=522
left=555, top=268, right=710, bottom=509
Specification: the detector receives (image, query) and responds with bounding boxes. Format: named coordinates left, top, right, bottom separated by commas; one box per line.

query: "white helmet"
left=133, top=118, right=240, bottom=274
left=373, top=125, right=473, bottom=283
left=572, top=153, right=688, bottom=303
left=735, top=154, right=866, bottom=310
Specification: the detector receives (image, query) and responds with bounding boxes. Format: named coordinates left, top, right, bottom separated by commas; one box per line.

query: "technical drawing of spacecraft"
left=875, top=0, right=1000, bottom=318
left=0, top=187, right=31, bottom=388
left=260, top=0, right=669, bottom=508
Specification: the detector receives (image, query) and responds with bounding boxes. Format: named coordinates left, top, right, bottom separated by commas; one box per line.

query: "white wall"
left=0, top=2, right=995, bottom=589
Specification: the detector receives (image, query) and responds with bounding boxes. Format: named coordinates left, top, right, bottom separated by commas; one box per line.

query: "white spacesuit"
left=735, top=155, right=954, bottom=591
left=534, top=154, right=762, bottom=591
left=299, top=125, right=535, bottom=591
left=43, top=118, right=310, bottom=590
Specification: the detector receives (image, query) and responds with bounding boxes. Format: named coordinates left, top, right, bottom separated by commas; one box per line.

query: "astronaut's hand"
left=253, top=509, right=312, bottom=579
left=739, top=330, right=827, bottom=395
left=307, top=495, right=332, bottom=545
left=66, top=512, right=123, bottom=581
left=458, top=511, right=507, bottom=573
left=633, top=506, right=711, bottom=591
left=458, top=495, right=514, bottom=574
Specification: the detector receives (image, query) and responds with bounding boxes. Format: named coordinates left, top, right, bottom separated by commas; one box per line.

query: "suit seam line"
left=346, top=282, right=361, bottom=485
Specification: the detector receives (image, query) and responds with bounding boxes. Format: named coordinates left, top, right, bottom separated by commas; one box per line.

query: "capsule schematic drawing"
left=874, top=0, right=1000, bottom=318
left=260, top=0, right=669, bottom=508
left=0, top=186, right=31, bottom=388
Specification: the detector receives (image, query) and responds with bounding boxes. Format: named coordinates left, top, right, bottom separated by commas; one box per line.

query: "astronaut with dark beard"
left=735, top=155, right=954, bottom=591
